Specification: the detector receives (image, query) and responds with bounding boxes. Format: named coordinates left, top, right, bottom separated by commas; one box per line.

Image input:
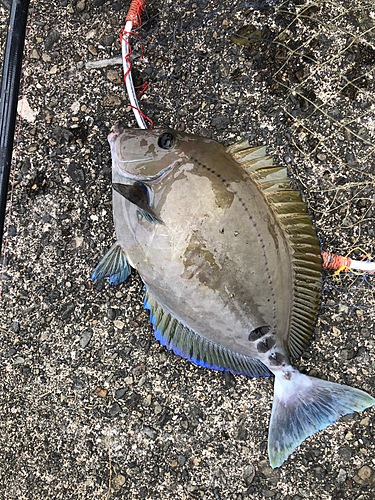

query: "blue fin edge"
left=92, top=243, right=131, bottom=285
left=144, top=290, right=270, bottom=378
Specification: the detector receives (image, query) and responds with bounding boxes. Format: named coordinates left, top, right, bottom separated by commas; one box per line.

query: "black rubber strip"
left=0, top=0, right=30, bottom=255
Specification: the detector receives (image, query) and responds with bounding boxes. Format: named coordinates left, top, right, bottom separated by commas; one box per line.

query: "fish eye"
left=158, top=132, right=175, bottom=150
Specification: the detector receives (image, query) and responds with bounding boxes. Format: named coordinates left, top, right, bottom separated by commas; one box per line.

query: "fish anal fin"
left=91, top=243, right=131, bottom=285
left=269, top=370, right=375, bottom=468
left=144, top=289, right=270, bottom=378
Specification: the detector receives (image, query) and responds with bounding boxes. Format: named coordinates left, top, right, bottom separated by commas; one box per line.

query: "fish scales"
left=93, top=123, right=375, bottom=468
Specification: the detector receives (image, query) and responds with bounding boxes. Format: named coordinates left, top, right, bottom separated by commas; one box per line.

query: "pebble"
left=71, top=101, right=80, bottom=114
left=94, top=387, right=107, bottom=398
left=107, top=308, right=116, bottom=320
left=115, top=388, right=127, bottom=399
left=112, top=474, right=126, bottom=491
left=243, top=464, right=255, bottom=486
left=88, top=45, right=98, bottom=56
left=12, top=321, right=20, bottom=333
left=76, top=0, right=85, bottom=11
left=337, top=469, right=346, bottom=484
left=100, top=35, right=115, bottom=46
left=102, top=94, right=122, bottom=107
left=67, top=162, right=85, bottom=190
left=107, top=69, right=122, bottom=84
left=114, top=320, right=124, bottom=330
left=79, top=329, right=93, bottom=348
left=109, top=402, right=121, bottom=417
left=143, top=426, right=155, bottom=439
left=177, top=455, right=186, bottom=466
left=338, top=445, right=352, bottom=461
left=354, top=465, right=374, bottom=485
left=45, top=29, right=60, bottom=51
left=5, top=348, right=16, bottom=358
left=30, top=49, right=40, bottom=60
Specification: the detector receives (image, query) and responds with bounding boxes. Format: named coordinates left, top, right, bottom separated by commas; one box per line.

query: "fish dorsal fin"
left=227, top=139, right=322, bottom=360
left=144, top=289, right=271, bottom=378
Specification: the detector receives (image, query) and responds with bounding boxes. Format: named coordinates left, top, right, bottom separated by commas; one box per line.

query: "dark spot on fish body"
left=257, top=336, right=275, bottom=353
left=268, top=352, right=286, bottom=366
left=248, top=325, right=270, bottom=341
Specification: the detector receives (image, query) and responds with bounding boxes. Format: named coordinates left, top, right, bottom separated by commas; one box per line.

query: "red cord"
left=321, top=251, right=351, bottom=272
left=125, top=0, right=147, bottom=28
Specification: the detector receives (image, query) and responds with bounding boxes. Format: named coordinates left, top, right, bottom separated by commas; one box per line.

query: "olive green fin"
left=144, top=289, right=271, bottom=378
left=227, top=139, right=322, bottom=360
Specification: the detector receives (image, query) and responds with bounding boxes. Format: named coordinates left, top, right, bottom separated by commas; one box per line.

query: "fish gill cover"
left=0, top=0, right=375, bottom=498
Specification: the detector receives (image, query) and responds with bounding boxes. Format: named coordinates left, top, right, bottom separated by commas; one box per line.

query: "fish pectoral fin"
left=268, top=370, right=375, bottom=468
left=112, top=182, right=163, bottom=224
left=91, top=243, right=131, bottom=285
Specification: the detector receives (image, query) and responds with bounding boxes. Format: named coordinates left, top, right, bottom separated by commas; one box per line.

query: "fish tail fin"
left=91, top=243, right=131, bottom=285
left=268, top=370, right=375, bottom=468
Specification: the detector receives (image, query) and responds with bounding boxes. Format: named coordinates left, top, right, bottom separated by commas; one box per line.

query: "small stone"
left=50, top=65, right=58, bottom=75
left=12, top=321, right=20, bottom=333
left=114, top=320, right=124, bottom=330
left=143, top=394, right=152, bottom=407
left=100, top=35, right=115, bottom=46
left=76, top=0, right=85, bottom=11
left=193, top=457, right=201, bottom=466
left=337, top=469, right=346, bottom=484
left=30, top=49, right=40, bottom=60
left=45, top=29, right=60, bottom=51
left=14, top=356, right=25, bottom=365
left=112, top=474, right=126, bottom=491
left=125, top=376, right=133, bottom=385
left=71, top=101, right=80, bottom=115
left=143, top=426, right=155, bottom=438
left=79, top=329, right=93, bottom=348
left=94, top=387, right=107, bottom=398
left=338, top=445, right=352, bottom=461
left=88, top=45, right=98, bottom=56
left=154, top=402, right=162, bottom=415
left=177, top=455, right=186, bottom=466
left=243, top=465, right=255, bottom=486
left=107, top=308, right=116, bottom=320
left=360, top=417, right=369, bottom=426
left=317, top=153, right=326, bottom=161
left=354, top=465, right=374, bottom=485
left=5, top=348, right=16, bottom=358
left=109, top=402, right=121, bottom=417
left=102, top=94, right=122, bottom=107
left=341, top=349, right=356, bottom=360
left=115, top=388, right=127, bottom=399
left=72, top=378, right=85, bottom=391
left=107, top=69, right=122, bottom=83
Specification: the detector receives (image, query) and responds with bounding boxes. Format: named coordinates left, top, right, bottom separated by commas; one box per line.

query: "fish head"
left=108, top=123, right=188, bottom=183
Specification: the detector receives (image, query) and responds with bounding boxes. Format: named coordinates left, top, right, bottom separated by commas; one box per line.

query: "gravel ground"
left=1, top=0, right=375, bottom=499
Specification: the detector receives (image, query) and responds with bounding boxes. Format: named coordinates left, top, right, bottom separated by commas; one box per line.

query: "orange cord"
left=125, top=0, right=147, bottom=28
left=321, top=251, right=352, bottom=273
